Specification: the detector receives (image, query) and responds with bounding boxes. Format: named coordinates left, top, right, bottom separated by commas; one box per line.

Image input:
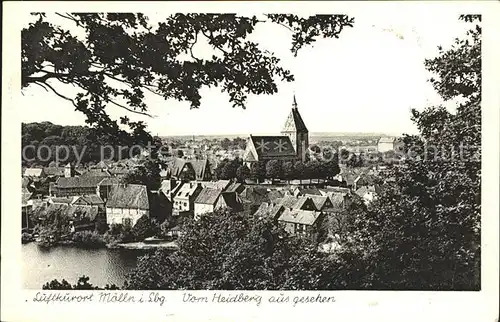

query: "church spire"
left=292, top=93, right=298, bottom=110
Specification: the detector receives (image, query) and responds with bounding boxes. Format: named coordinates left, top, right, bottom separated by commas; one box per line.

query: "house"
left=194, top=188, right=223, bottom=220
left=377, top=137, right=403, bottom=153
left=172, top=182, right=203, bottom=216
left=319, top=186, right=351, bottom=196
left=43, top=167, right=66, bottom=179
left=292, top=186, right=322, bottom=197
left=277, top=209, right=324, bottom=242
left=225, top=182, right=245, bottom=194
left=254, top=202, right=285, bottom=221
left=106, top=184, right=150, bottom=227
left=80, top=169, right=111, bottom=178
left=96, top=177, right=121, bottom=201
left=278, top=195, right=318, bottom=212
left=304, top=194, right=335, bottom=212
left=168, top=158, right=212, bottom=181
left=72, top=194, right=105, bottom=207
left=35, top=203, right=102, bottom=233
left=216, top=191, right=243, bottom=213
left=159, top=179, right=183, bottom=202
left=199, top=180, right=231, bottom=190
left=23, top=168, right=46, bottom=179
left=50, top=176, right=106, bottom=197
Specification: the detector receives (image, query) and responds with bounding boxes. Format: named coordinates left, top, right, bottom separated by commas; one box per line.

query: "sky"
left=20, top=11, right=471, bottom=136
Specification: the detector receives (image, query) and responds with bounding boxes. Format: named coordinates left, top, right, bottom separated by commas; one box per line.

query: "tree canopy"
left=337, top=15, right=482, bottom=290
left=23, top=13, right=354, bottom=139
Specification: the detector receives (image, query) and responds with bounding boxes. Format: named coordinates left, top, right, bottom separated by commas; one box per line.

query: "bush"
left=72, top=231, right=105, bottom=248
left=132, top=215, right=159, bottom=240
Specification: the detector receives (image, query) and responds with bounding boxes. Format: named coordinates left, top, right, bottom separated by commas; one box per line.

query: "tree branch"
left=42, top=81, right=78, bottom=108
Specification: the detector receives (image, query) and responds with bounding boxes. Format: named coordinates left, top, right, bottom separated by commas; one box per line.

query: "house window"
left=184, top=202, right=187, bottom=207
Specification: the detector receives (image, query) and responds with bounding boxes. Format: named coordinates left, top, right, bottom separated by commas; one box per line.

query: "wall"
left=106, top=207, right=149, bottom=227
left=194, top=203, right=214, bottom=221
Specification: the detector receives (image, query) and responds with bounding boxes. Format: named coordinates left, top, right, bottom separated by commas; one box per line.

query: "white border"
left=2, top=2, right=499, bottom=322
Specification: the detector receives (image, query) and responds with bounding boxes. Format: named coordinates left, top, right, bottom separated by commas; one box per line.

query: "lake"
left=22, top=243, right=148, bottom=289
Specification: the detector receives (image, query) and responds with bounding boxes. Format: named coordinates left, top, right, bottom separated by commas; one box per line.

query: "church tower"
left=281, top=95, right=309, bottom=162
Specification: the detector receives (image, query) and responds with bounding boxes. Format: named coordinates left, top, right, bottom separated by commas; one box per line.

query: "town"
left=21, top=96, right=404, bottom=251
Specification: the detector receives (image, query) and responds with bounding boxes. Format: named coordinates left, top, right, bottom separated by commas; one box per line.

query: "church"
left=243, top=95, right=309, bottom=166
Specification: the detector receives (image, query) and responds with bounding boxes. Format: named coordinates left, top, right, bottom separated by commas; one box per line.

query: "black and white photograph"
left=2, top=1, right=499, bottom=321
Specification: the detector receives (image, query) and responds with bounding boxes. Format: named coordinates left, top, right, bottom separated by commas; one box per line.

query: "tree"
left=293, top=161, right=306, bottom=184
left=339, top=15, right=481, bottom=290
left=123, top=209, right=351, bottom=290
left=179, top=164, right=196, bottom=181
left=221, top=158, right=241, bottom=179
left=22, top=13, right=354, bottom=139
left=265, top=160, right=282, bottom=182
left=132, top=215, right=160, bottom=240
left=250, top=161, right=267, bottom=183
left=282, top=161, right=295, bottom=183
left=121, top=159, right=162, bottom=190
left=176, top=149, right=185, bottom=158
left=235, top=164, right=251, bottom=183
left=42, top=276, right=119, bottom=290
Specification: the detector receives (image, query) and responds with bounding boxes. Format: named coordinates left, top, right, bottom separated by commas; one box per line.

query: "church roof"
left=282, top=97, right=308, bottom=133
left=248, top=135, right=297, bottom=159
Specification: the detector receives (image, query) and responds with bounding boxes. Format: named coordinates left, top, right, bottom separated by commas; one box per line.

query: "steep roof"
left=55, top=176, right=106, bottom=189
left=200, top=180, right=230, bottom=190
left=106, top=184, right=149, bottom=210
left=247, top=135, right=297, bottom=159
left=281, top=98, right=308, bottom=133
left=80, top=169, right=111, bottom=178
left=174, top=182, right=201, bottom=199
left=98, top=177, right=121, bottom=186
left=194, top=188, right=222, bottom=205
left=170, top=158, right=209, bottom=180
left=220, top=192, right=243, bottom=211
left=278, top=209, right=320, bottom=226
left=43, top=167, right=65, bottom=177
left=225, top=182, right=245, bottom=194
left=305, top=194, right=330, bottom=210
left=295, top=186, right=321, bottom=196
left=74, top=194, right=105, bottom=205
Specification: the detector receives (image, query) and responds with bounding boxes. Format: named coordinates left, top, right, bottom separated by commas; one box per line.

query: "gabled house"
left=277, top=209, right=324, bottom=242
left=172, top=182, right=203, bottom=216
left=292, top=186, right=322, bottom=197
left=194, top=188, right=223, bottom=220
left=23, top=168, right=46, bottom=179
left=254, top=202, right=285, bottom=221
left=168, top=158, right=211, bottom=181
left=106, top=184, right=150, bottom=227
left=278, top=195, right=318, bottom=212
left=304, top=194, right=334, bottom=212
left=50, top=176, right=106, bottom=197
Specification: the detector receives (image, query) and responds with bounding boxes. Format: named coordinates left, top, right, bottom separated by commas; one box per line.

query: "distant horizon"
left=22, top=120, right=402, bottom=139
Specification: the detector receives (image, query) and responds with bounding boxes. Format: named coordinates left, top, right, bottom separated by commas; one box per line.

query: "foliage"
left=250, top=160, right=267, bottom=183
left=22, top=13, right=353, bottom=138
left=235, top=164, right=251, bottom=183
left=71, top=230, right=106, bottom=248
left=124, top=209, right=351, bottom=290
left=132, top=215, right=160, bottom=240
left=214, top=158, right=242, bottom=180
left=21, top=122, right=143, bottom=167
left=265, top=159, right=282, bottom=180
left=338, top=16, right=481, bottom=290
left=121, top=159, right=162, bottom=190
left=42, top=276, right=120, bottom=290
